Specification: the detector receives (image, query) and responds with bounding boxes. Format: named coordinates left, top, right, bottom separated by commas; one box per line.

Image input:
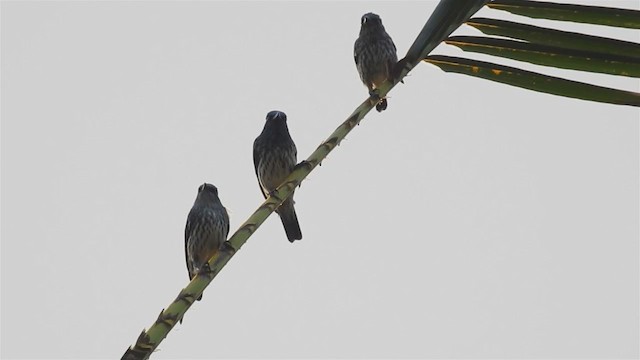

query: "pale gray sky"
left=1, top=1, right=639, bottom=359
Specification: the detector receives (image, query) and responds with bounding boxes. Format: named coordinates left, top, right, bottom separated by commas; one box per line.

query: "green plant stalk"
left=424, top=55, right=640, bottom=106
left=121, top=1, right=497, bottom=358
left=445, top=36, right=640, bottom=77
left=487, top=0, right=640, bottom=29
left=121, top=96, right=380, bottom=360
left=466, top=18, right=640, bottom=59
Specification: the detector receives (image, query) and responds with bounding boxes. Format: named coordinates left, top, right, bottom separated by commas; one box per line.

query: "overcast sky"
left=2, top=1, right=639, bottom=359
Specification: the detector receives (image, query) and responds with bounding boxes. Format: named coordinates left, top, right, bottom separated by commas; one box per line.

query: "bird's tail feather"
left=278, top=201, right=302, bottom=242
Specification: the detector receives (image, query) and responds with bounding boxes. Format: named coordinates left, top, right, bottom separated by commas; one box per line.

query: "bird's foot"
left=368, top=89, right=383, bottom=109
left=198, top=262, right=213, bottom=277
left=368, top=88, right=389, bottom=111
left=376, top=98, right=388, bottom=112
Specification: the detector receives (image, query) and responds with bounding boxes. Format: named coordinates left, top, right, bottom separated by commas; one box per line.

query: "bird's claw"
left=367, top=89, right=387, bottom=112
left=198, top=262, right=213, bottom=276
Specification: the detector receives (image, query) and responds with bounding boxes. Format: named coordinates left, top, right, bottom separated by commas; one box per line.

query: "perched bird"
left=185, top=183, right=230, bottom=300
left=354, top=12, right=398, bottom=112
left=253, top=110, right=302, bottom=242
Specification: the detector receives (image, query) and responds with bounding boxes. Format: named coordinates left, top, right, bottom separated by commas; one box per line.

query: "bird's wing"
left=386, top=38, right=399, bottom=78
left=387, top=58, right=396, bottom=79
left=290, top=136, right=298, bottom=171
left=184, top=216, right=194, bottom=280
left=354, top=40, right=359, bottom=65
left=223, top=208, right=230, bottom=239
left=253, top=139, right=268, bottom=199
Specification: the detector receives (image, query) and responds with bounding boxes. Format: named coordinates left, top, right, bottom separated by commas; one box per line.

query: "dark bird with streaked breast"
left=253, top=110, right=303, bottom=242
left=354, top=12, right=398, bottom=112
left=184, top=183, right=230, bottom=301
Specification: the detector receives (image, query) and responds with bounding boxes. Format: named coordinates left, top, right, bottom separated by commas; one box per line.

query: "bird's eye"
left=198, top=184, right=205, bottom=192
left=361, top=17, right=367, bottom=25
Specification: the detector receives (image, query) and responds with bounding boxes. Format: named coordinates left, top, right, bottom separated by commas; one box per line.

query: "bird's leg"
left=198, top=262, right=214, bottom=277
left=368, top=85, right=387, bottom=112
left=368, top=86, right=381, bottom=102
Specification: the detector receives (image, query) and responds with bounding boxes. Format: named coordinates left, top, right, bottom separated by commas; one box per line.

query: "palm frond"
left=426, top=0, right=640, bottom=106
left=424, top=55, right=640, bottom=105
